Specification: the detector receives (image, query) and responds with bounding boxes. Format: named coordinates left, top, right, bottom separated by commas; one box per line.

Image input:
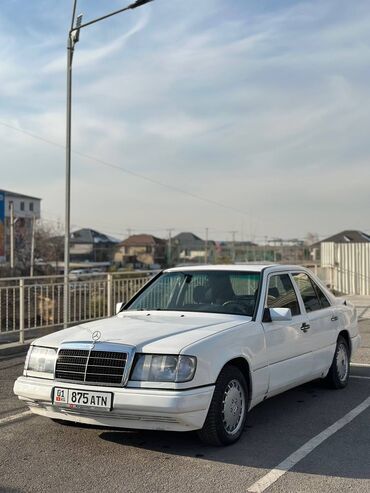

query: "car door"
left=262, top=273, right=313, bottom=396
left=291, top=272, right=338, bottom=376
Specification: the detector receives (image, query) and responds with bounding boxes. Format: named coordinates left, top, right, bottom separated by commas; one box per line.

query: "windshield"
left=125, top=270, right=261, bottom=316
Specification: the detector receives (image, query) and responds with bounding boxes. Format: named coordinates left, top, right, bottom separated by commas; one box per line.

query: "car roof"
left=165, top=264, right=307, bottom=274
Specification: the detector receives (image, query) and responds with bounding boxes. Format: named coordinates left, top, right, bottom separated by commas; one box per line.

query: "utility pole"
left=230, top=231, right=237, bottom=264
left=30, top=216, right=36, bottom=277
left=167, top=228, right=174, bottom=267
left=264, top=235, right=268, bottom=262
left=10, top=201, right=15, bottom=271
left=205, top=228, right=209, bottom=264
left=127, top=228, right=132, bottom=238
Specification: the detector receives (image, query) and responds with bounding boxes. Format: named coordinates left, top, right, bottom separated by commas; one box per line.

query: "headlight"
left=25, top=346, right=57, bottom=379
left=131, top=354, right=196, bottom=383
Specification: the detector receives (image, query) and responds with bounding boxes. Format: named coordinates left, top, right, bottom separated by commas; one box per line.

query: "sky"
left=1, top=0, right=370, bottom=243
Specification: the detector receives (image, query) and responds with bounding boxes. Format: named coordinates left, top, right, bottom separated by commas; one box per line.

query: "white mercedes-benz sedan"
left=14, top=265, right=360, bottom=445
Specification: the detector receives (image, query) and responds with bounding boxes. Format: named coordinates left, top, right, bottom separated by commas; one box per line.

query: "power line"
left=3, top=121, right=361, bottom=244
left=0, top=120, right=250, bottom=218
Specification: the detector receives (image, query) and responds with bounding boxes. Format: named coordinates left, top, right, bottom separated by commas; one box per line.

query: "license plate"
left=53, top=387, right=113, bottom=411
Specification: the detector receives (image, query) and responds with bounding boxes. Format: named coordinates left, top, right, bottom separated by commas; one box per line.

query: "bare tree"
left=33, top=221, right=64, bottom=275
left=11, top=220, right=64, bottom=276
left=305, top=232, right=319, bottom=246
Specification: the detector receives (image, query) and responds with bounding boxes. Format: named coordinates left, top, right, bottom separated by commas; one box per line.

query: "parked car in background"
left=14, top=265, right=360, bottom=445
left=68, top=269, right=88, bottom=281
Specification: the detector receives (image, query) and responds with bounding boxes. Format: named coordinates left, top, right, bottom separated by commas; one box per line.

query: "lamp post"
left=63, top=0, right=154, bottom=328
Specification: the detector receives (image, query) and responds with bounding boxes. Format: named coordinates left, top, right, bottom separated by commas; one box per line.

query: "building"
left=310, top=230, right=370, bottom=262
left=115, top=234, right=167, bottom=268
left=217, top=241, right=258, bottom=263
left=70, top=229, right=119, bottom=263
left=0, top=189, right=41, bottom=264
left=173, top=232, right=215, bottom=264
left=316, top=230, right=370, bottom=295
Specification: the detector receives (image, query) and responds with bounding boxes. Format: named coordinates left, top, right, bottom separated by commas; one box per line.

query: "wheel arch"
left=220, top=357, right=253, bottom=407
left=338, top=329, right=351, bottom=356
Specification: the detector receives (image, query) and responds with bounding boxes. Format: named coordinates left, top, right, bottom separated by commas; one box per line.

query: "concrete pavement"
left=0, top=323, right=369, bottom=493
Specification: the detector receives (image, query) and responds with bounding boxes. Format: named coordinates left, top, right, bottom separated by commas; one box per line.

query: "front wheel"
left=325, top=336, right=350, bottom=389
left=198, top=365, right=248, bottom=446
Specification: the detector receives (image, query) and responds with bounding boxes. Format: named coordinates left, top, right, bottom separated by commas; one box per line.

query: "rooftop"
left=174, top=232, right=216, bottom=248
left=70, top=228, right=119, bottom=244
left=0, top=189, right=41, bottom=201
left=166, top=263, right=282, bottom=273
left=120, top=234, right=166, bottom=247
left=314, top=230, right=370, bottom=246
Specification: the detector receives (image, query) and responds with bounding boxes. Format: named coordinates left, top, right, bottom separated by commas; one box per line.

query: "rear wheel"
left=325, top=336, right=350, bottom=389
left=198, top=365, right=248, bottom=446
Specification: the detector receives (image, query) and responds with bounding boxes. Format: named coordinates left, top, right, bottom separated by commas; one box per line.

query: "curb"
left=0, top=340, right=34, bottom=359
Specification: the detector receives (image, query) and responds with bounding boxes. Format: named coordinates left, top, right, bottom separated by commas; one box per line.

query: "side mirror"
left=269, top=307, right=292, bottom=322
left=115, top=302, right=123, bottom=315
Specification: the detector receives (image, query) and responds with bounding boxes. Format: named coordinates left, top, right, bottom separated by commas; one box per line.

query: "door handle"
left=331, top=316, right=338, bottom=322
left=300, top=322, right=310, bottom=333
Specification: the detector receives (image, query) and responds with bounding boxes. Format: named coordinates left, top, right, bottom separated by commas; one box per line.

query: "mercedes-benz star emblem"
left=92, top=330, right=101, bottom=342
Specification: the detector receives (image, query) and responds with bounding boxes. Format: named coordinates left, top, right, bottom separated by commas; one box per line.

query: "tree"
left=9, top=220, right=64, bottom=277
left=33, top=222, right=64, bottom=275
left=305, top=232, right=319, bottom=246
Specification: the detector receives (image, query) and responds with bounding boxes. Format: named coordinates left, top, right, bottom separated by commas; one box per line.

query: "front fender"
left=180, top=321, right=268, bottom=405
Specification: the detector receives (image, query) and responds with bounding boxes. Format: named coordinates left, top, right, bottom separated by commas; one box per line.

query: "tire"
left=325, top=336, right=350, bottom=389
left=198, top=365, right=248, bottom=446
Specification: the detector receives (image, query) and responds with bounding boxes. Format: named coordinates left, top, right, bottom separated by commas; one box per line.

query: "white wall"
left=321, top=242, right=370, bottom=295
left=4, top=193, right=41, bottom=219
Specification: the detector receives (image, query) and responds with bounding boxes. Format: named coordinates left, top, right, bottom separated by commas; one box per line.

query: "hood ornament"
left=92, top=330, right=102, bottom=343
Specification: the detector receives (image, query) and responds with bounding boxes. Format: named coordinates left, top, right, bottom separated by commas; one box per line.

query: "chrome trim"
left=55, top=341, right=136, bottom=387
left=58, top=408, right=179, bottom=423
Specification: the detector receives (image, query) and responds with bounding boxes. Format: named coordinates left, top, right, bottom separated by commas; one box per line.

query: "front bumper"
left=13, top=376, right=214, bottom=432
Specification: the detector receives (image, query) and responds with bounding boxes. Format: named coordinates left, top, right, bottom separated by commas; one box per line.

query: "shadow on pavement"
left=99, top=379, right=370, bottom=481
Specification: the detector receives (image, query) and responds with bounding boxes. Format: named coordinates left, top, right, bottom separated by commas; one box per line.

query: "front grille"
left=55, top=348, right=127, bottom=386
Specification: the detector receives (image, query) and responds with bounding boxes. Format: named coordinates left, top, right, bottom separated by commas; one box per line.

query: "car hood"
left=34, top=311, right=250, bottom=353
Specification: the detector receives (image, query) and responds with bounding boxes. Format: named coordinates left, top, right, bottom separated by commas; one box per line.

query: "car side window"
left=312, top=280, right=331, bottom=308
left=292, top=273, right=323, bottom=312
left=265, top=274, right=300, bottom=316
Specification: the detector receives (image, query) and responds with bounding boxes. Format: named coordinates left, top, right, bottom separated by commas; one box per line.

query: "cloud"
left=1, top=0, right=370, bottom=240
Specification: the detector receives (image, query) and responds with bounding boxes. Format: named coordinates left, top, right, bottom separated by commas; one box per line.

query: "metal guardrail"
left=0, top=271, right=157, bottom=343
left=2, top=268, right=369, bottom=345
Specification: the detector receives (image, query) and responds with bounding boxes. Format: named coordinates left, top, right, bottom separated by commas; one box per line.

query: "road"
left=0, top=321, right=369, bottom=493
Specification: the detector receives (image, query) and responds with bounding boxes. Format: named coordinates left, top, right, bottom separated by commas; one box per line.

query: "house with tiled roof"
left=115, top=234, right=167, bottom=268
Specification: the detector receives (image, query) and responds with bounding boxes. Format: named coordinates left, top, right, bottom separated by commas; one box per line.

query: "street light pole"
left=64, top=1, right=80, bottom=329
left=10, top=201, right=15, bottom=271
left=63, top=0, right=154, bottom=329
left=63, top=31, right=73, bottom=328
